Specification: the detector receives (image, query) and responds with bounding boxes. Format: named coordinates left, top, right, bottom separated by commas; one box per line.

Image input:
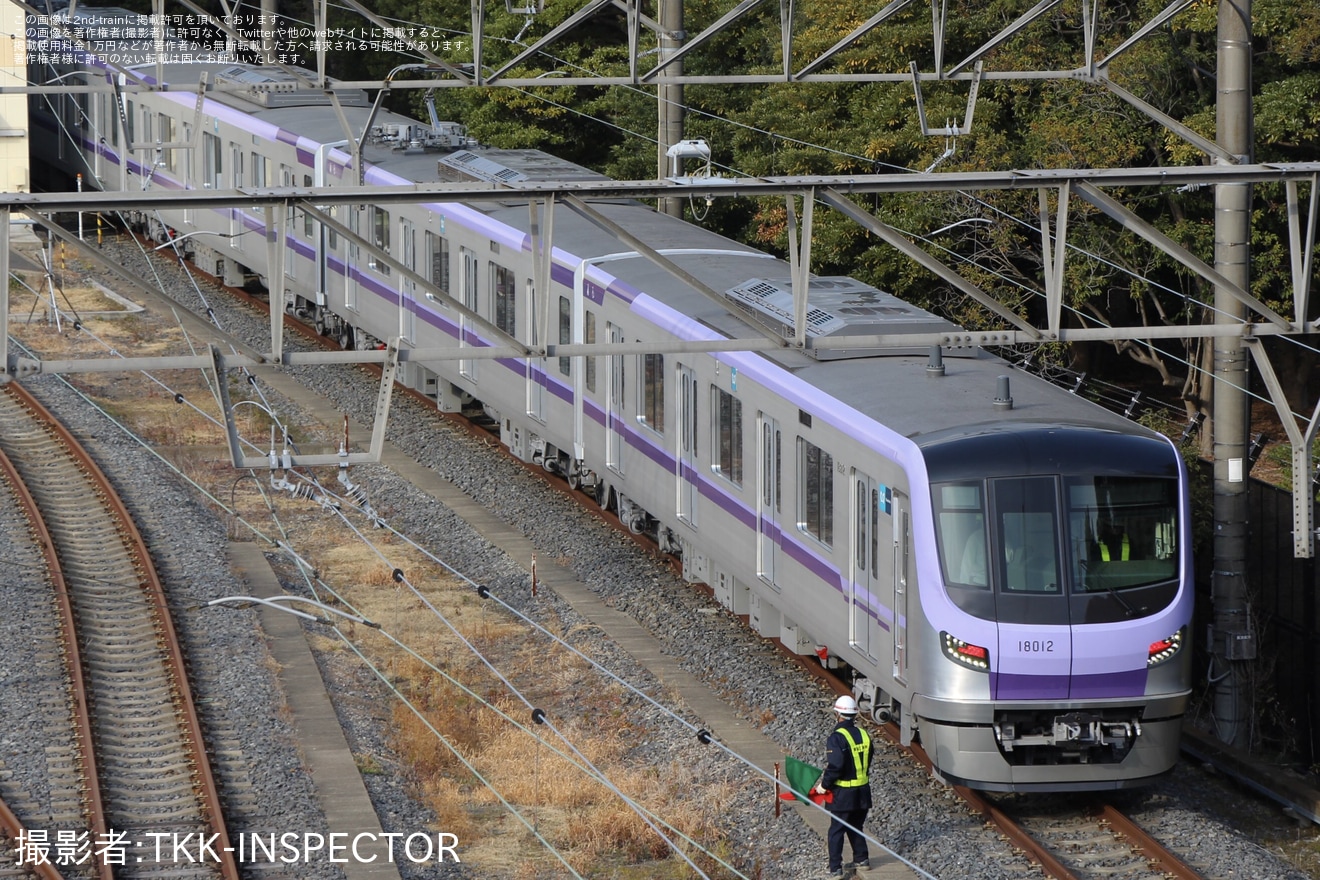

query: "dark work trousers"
left=827, top=806, right=869, bottom=870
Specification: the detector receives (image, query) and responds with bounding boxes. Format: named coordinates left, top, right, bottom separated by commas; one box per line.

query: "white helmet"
left=832, top=695, right=859, bottom=716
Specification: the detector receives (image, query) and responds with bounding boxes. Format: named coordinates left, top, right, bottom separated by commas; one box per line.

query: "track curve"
left=0, top=383, right=238, bottom=880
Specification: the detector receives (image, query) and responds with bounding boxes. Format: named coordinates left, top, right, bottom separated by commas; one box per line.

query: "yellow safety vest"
left=834, top=726, right=871, bottom=788
left=1100, top=533, right=1130, bottom=562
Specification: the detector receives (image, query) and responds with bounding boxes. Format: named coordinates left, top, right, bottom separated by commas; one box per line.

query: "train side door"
left=850, top=472, right=880, bottom=662
left=526, top=279, right=545, bottom=421
left=606, top=322, right=625, bottom=473
left=757, top=414, right=781, bottom=589
left=459, top=247, right=478, bottom=380
left=229, top=145, right=243, bottom=245
left=676, top=364, right=698, bottom=526
left=892, top=489, right=910, bottom=685
left=399, top=218, right=416, bottom=342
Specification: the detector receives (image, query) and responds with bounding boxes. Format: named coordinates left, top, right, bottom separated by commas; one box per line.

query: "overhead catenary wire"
left=291, top=2, right=1319, bottom=430
left=322, top=504, right=718, bottom=879
left=41, top=10, right=1314, bottom=433
left=5, top=328, right=724, bottom=874
left=9, top=254, right=759, bottom=874
left=271, top=550, right=753, bottom=878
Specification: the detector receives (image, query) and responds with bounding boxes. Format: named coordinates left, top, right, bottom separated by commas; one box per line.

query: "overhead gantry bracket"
left=211, top=343, right=395, bottom=468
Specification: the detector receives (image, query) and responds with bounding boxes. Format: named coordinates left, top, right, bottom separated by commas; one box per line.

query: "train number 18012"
left=1017, top=640, right=1054, bottom=653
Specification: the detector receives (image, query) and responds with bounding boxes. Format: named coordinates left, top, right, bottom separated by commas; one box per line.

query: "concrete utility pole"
left=1211, top=0, right=1255, bottom=748
left=656, top=0, right=683, bottom=218
left=261, top=0, right=277, bottom=63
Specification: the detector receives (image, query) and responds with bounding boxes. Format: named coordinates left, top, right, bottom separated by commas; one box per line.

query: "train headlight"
left=1147, top=627, right=1185, bottom=667
left=941, top=632, right=990, bottom=672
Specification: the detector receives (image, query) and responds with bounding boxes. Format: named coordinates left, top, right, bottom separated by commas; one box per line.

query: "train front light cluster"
left=941, top=631, right=990, bottom=672
left=1147, top=627, right=1185, bottom=667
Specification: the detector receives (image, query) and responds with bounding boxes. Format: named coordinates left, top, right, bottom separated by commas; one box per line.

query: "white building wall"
left=0, top=1, right=28, bottom=195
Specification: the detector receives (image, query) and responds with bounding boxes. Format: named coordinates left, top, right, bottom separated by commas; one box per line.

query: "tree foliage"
left=304, top=0, right=1319, bottom=410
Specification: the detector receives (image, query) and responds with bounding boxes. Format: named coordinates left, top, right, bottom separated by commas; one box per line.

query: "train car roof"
left=47, top=16, right=1157, bottom=447
left=480, top=200, right=1153, bottom=443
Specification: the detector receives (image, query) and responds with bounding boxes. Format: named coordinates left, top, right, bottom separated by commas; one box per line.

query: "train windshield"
left=1066, top=476, right=1179, bottom=593
left=935, top=475, right=1179, bottom=603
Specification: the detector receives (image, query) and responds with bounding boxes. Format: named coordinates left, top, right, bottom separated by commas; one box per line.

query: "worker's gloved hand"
left=811, top=784, right=826, bottom=795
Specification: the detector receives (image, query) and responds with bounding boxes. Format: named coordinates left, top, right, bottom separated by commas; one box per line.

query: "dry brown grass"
left=11, top=247, right=743, bottom=878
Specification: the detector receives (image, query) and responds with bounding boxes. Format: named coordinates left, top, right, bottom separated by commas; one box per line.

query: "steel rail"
left=1095, top=803, right=1205, bottom=880
left=0, top=793, right=69, bottom=880
left=0, top=383, right=241, bottom=880
left=883, top=728, right=1084, bottom=880
left=0, top=406, right=111, bottom=880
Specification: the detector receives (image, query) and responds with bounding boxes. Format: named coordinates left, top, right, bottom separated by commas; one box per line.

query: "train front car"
left=912, top=422, right=1192, bottom=791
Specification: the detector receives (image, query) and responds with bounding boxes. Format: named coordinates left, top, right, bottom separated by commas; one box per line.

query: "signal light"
left=1148, top=628, right=1185, bottom=667
left=942, top=632, right=990, bottom=671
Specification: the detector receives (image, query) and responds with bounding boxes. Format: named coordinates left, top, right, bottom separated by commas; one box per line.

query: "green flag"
left=783, top=755, right=823, bottom=804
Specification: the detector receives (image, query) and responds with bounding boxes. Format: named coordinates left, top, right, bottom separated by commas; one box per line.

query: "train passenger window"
left=203, top=133, right=221, bottom=190
left=993, top=477, right=1060, bottom=594
left=584, top=311, right=597, bottom=393
left=1066, top=476, right=1178, bottom=592
left=558, top=296, right=571, bottom=376
left=934, top=482, right=988, bottom=588
left=426, top=232, right=449, bottom=294
left=712, top=386, right=742, bottom=486
left=251, top=152, right=267, bottom=215
left=370, top=207, right=391, bottom=275
left=492, top=263, right=516, bottom=335
left=125, top=100, right=135, bottom=144
left=798, top=438, right=833, bottom=547
left=303, top=176, right=314, bottom=237
left=639, top=353, right=664, bottom=434
left=158, top=114, right=176, bottom=172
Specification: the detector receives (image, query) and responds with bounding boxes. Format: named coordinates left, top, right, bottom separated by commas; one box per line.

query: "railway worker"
left=811, top=694, right=873, bottom=877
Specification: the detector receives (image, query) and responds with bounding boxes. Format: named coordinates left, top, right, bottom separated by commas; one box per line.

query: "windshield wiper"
left=1081, top=559, right=1136, bottom=617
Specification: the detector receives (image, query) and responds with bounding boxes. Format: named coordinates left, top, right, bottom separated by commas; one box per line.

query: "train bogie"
left=31, top=8, right=1194, bottom=792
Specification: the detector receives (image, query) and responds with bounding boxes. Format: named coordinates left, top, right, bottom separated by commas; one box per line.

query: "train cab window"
left=639, top=353, right=664, bottom=434
left=1067, top=476, right=1178, bottom=593
left=712, top=386, right=742, bottom=486
left=797, top=438, right=833, bottom=547
left=935, top=483, right=989, bottom=588
left=994, top=477, right=1061, bottom=594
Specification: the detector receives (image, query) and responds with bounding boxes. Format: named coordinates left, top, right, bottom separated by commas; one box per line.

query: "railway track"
left=812, top=713, right=1211, bottom=879
left=11, top=232, right=1310, bottom=878
left=0, top=383, right=238, bottom=880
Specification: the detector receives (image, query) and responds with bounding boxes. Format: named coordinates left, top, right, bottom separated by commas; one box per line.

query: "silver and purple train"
left=32, top=7, right=1193, bottom=791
